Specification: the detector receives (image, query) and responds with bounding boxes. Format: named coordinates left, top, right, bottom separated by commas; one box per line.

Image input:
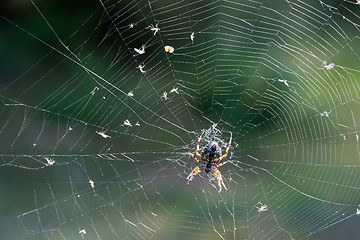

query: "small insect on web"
left=322, top=61, right=335, bottom=70
left=187, top=131, right=232, bottom=192
left=164, top=45, right=174, bottom=53
left=169, top=87, right=179, bottom=94
left=90, top=87, right=99, bottom=95
left=44, top=157, right=55, bottom=166
left=255, top=202, right=268, bottom=212
left=146, top=24, right=160, bottom=35
left=96, top=131, right=111, bottom=139
left=137, top=64, right=146, bottom=73
left=278, top=79, right=289, bottom=87
left=134, top=44, right=146, bottom=55
left=320, top=110, right=331, bottom=117
left=161, top=91, right=168, bottom=100
left=79, top=229, right=86, bottom=236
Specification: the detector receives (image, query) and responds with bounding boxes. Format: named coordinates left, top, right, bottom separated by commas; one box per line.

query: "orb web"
left=1, top=0, right=360, bottom=239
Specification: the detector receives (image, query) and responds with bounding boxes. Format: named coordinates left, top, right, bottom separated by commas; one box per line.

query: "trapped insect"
left=123, top=119, right=132, bottom=127
left=129, top=23, right=135, bottom=28
left=164, top=45, right=174, bottom=53
left=278, top=79, right=289, bottom=87
left=96, top=131, right=111, bottom=139
left=90, top=87, right=99, bottom=95
left=89, top=179, right=95, bottom=188
left=190, top=32, right=195, bottom=41
left=320, top=110, right=331, bottom=117
left=169, top=87, right=179, bottom=94
left=147, top=24, right=160, bottom=35
left=44, top=157, right=55, bottom=166
left=134, top=44, right=146, bottom=55
left=137, top=64, right=146, bottom=73
left=255, top=202, right=268, bottom=212
left=161, top=91, right=168, bottom=100
left=322, top=61, right=335, bottom=70
left=187, top=131, right=232, bottom=192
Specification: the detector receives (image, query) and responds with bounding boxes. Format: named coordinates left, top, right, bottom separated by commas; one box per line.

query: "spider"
left=187, top=131, right=232, bottom=192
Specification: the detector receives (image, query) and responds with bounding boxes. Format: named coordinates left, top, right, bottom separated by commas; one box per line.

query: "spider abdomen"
left=201, top=142, right=221, bottom=160
left=205, top=162, right=211, bottom=173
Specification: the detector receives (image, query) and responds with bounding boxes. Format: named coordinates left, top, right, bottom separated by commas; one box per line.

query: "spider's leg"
left=189, top=152, right=200, bottom=163
left=212, top=167, right=227, bottom=193
left=196, top=131, right=205, bottom=158
left=214, top=132, right=232, bottom=162
left=187, top=166, right=203, bottom=186
left=216, top=160, right=229, bottom=168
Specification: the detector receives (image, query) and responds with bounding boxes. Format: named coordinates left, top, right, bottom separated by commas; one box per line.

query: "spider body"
left=205, top=162, right=211, bottom=173
left=202, top=142, right=221, bottom=159
left=187, top=132, right=232, bottom=192
left=202, top=142, right=221, bottom=173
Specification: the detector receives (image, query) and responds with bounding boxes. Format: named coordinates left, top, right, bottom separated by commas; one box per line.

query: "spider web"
left=1, top=0, right=360, bottom=239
